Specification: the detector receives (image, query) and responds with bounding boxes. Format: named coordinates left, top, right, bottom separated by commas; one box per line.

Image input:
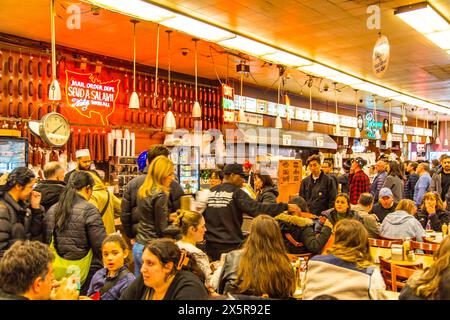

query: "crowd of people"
left=0, top=147, right=450, bottom=300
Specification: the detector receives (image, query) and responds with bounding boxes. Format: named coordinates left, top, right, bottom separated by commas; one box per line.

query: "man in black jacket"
left=120, top=145, right=184, bottom=239
left=0, top=167, right=44, bottom=258
left=299, top=155, right=337, bottom=215
left=204, top=164, right=301, bottom=261
left=34, top=162, right=66, bottom=212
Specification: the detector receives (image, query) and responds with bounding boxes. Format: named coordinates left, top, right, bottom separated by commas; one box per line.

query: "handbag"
left=50, top=232, right=93, bottom=286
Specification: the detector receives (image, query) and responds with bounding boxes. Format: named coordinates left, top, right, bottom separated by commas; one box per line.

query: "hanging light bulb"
left=435, top=113, right=441, bottom=145
left=354, top=90, right=360, bottom=138
left=49, top=0, right=61, bottom=101
left=192, top=38, right=202, bottom=118
left=275, top=77, right=282, bottom=129
left=403, top=133, right=408, bottom=143
left=307, top=76, right=314, bottom=132
left=129, top=20, right=140, bottom=109
left=375, top=129, right=381, bottom=140
left=425, top=111, right=431, bottom=144
left=445, top=119, right=449, bottom=146
left=163, top=30, right=176, bottom=133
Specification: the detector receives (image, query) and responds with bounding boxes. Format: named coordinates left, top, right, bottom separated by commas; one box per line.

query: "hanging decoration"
left=129, top=19, right=140, bottom=109
left=192, top=38, right=202, bottom=118
left=354, top=90, right=361, bottom=139
left=163, top=29, right=176, bottom=133
left=49, top=0, right=61, bottom=101
left=386, top=100, right=392, bottom=145
left=435, top=113, right=441, bottom=145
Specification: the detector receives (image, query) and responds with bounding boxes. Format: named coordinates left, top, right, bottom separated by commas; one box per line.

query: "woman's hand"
left=50, top=277, right=80, bottom=300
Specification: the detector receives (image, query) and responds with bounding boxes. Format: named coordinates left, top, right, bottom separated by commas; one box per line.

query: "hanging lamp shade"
left=163, top=110, right=176, bottom=133
left=275, top=115, right=283, bottom=129
left=403, top=133, right=408, bottom=143
left=386, top=132, right=392, bottom=143
left=49, top=0, right=61, bottom=101
left=426, top=135, right=431, bottom=144
left=354, top=128, right=360, bottom=138
left=444, top=139, right=449, bottom=146
left=192, top=101, right=202, bottom=118
left=238, top=106, right=245, bottom=122
left=375, top=129, right=381, bottom=140
left=435, top=136, right=441, bottom=145
left=307, top=119, right=314, bottom=132
left=129, top=20, right=140, bottom=109
left=335, top=122, right=341, bottom=136
left=192, top=39, right=201, bottom=118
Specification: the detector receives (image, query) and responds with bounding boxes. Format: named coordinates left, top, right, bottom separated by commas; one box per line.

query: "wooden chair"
left=422, top=236, right=440, bottom=244
left=378, top=234, right=415, bottom=242
left=378, top=257, right=422, bottom=291
left=391, top=264, right=418, bottom=292
left=369, top=238, right=403, bottom=248
left=411, top=241, right=440, bottom=255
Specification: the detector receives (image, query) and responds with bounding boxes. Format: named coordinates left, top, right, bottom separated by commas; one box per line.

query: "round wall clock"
left=38, top=112, right=71, bottom=147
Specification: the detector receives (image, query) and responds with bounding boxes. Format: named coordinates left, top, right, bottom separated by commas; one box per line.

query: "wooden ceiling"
left=0, top=0, right=449, bottom=120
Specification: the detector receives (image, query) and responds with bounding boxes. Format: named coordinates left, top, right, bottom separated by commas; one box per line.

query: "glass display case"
left=170, top=146, right=200, bottom=195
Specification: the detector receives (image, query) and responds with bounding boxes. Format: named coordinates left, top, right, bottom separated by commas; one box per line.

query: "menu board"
left=257, top=99, right=267, bottom=114
left=245, top=97, right=257, bottom=112
left=277, top=159, right=302, bottom=203
left=278, top=105, right=287, bottom=117
left=267, top=102, right=277, bottom=116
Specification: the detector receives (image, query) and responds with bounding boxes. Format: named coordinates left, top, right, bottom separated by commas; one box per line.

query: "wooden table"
left=370, top=247, right=434, bottom=269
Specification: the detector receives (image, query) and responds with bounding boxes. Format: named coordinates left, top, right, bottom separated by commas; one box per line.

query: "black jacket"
left=299, top=171, right=337, bottom=215
left=371, top=202, right=398, bottom=223
left=135, top=190, right=170, bottom=245
left=121, top=167, right=184, bottom=239
left=43, top=194, right=106, bottom=266
left=0, top=289, right=28, bottom=300
left=34, top=180, right=66, bottom=212
left=0, top=192, right=44, bottom=258
left=275, top=213, right=332, bottom=254
left=120, top=271, right=208, bottom=300
left=204, top=183, right=288, bottom=245
left=416, top=208, right=450, bottom=232
left=256, top=186, right=279, bottom=204
left=217, top=249, right=242, bottom=295
left=337, top=173, right=349, bottom=194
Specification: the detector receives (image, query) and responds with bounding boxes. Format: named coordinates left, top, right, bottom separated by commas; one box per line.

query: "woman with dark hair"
left=254, top=173, right=278, bottom=204
left=416, top=192, right=450, bottom=232
left=303, top=219, right=388, bottom=300
left=400, top=236, right=450, bottom=300
left=382, top=161, right=404, bottom=203
left=318, top=193, right=359, bottom=228
left=217, top=215, right=295, bottom=299
left=254, top=173, right=279, bottom=203
left=120, top=238, right=208, bottom=300
left=43, top=171, right=107, bottom=295
left=0, top=167, right=43, bottom=258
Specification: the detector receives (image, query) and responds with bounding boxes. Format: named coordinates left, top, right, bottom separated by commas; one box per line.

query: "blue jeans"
left=132, top=242, right=145, bottom=276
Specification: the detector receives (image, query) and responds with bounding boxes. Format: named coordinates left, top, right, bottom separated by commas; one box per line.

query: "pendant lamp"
left=192, top=38, right=202, bottom=118
left=129, top=20, right=140, bottom=109
left=275, top=79, right=282, bottom=129
left=373, top=96, right=381, bottom=140
left=402, top=104, right=408, bottom=143
left=354, top=90, right=360, bottom=139
left=153, top=24, right=160, bottom=110
left=285, top=93, right=291, bottom=125
left=49, top=0, right=61, bottom=101
left=444, top=120, right=448, bottom=146
left=334, top=83, right=341, bottom=136
left=413, top=109, right=420, bottom=143
left=435, top=114, right=441, bottom=145
left=426, top=111, right=431, bottom=144
left=238, top=67, right=245, bottom=122
left=163, top=30, right=176, bottom=133
left=307, top=77, right=314, bottom=132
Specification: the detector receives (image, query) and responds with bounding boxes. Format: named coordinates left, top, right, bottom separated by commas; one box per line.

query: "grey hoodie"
left=380, top=210, right=426, bottom=241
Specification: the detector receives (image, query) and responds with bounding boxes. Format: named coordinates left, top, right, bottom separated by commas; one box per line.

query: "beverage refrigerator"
left=170, top=145, right=200, bottom=195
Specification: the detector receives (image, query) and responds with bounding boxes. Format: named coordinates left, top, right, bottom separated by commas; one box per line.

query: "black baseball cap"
left=223, top=164, right=246, bottom=177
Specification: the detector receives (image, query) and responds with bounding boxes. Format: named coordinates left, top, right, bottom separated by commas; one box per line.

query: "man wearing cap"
left=349, top=157, right=370, bottom=205
left=370, top=160, right=387, bottom=203
left=299, top=155, right=337, bottom=216
left=371, top=187, right=397, bottom=223
left=64, top=149, right=97, bottom=184
left=337, top=159, right=351, bottom=194
left=204, top=163, right=302, bottom=261
left=414, top=162, right=432, bottom=207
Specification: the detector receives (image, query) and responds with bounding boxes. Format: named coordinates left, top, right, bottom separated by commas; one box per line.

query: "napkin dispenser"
left=391, top=244, right=403, bottom=261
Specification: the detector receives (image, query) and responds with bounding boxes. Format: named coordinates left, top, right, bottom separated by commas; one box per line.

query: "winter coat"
left=303, top=254, right=388, bottom=300
left=176, top=241, right=213, bottom=287
left=429, top=168, right=450, bottom=206
left=404, top=173, right=419, bottom=201
left=120, top=271, right=208, bottom=300
left=371, top=202, right=398, bottom=223
left=337, top=173, right=349, bottom=194
left=256, top=186, right=279, bottom=204
left=299, top=171, right=337, bottom=215
left=351, top=204, right=381, bottom=238
left=382, top=175, right=404, bottom=203
left=33, top=180, right=66, bottom=212
left=416, top=208, right=450, bottom=232
left=43, top=194, right=106, bottom=265
left=87, top=266, right=135, bottom=300
left=135, top=190, right=170, bottom=245
left=380, top=210, right=426, bottom=241
left=399, top=271, right=428, bottom=300
left=217, top=249, right=242, bottom=295
left=88, top=172, right=120, bottom=235
left=0, top=192, right=44, bottom=258
left=414, top=173, right=432, bottom=206
left=121, top=167, right=184, bottom=239
left=318, top=208, right=361, bottom=228
left=371, top=171, right=387, bottom=202
left=205, top=183, right=288, bottom=245
left=275, top=213, right=332, bottom=254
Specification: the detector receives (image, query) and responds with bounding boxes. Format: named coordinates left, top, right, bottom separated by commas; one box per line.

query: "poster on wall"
left=65, top=70, right=121, bottom=125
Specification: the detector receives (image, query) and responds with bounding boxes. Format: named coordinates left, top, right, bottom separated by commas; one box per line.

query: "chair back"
left=378, top=256, right=423, bottom=291
left=369, top=238, right=403, bottom=248
left=411, top=241, right=440, bottom=255
left=378, top=234, right=415, bottom=242
left=391, top=264, right=417, bottom=292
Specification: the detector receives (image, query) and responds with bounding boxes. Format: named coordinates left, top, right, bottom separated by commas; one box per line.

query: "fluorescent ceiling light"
left=395, top=95, right=422, bottom=106
left=395, top=2, right=449, bottom=34
left=161, top=15, right=235, bottom=42
left=420, top=102, right=450, bottom=115
left=298, top=63, right=339, bottom=77
left=327, top=71, right=365, bottom=86
left=219, top=36, right=276, bottom=56
left=426, top=30, right=450, bottom=50
left=261, top=51, right=312, bottom=67
left=83, top=0, right=176, bottom=22
left=353, top=82, right=399, bottom=98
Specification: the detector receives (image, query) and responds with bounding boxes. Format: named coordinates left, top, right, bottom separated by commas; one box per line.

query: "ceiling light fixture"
left=262, top=50, right=312, bottom=67
left=128, top=19, right=140, bottom=109
left=275, top=79, right=282, bottom=129
left=354, top=90, right=361, bottom=139
left=435, top=113, right=441, bottom=145
left=238, top=63, right=246, bottom=123
left=48, top=0, right=61, bottom=101
left=163, top=30, right=176, bottom=133
left=192, top=38, right=202, bottom=118
left=426, top=111, right=431, bottom=144
left=219, top=36, right=276, bottom=56
left=374, top=96, right=381, bottom=140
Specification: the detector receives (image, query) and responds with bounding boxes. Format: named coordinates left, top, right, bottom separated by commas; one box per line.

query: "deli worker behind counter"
left=204, top=163, right=302, bottom=261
